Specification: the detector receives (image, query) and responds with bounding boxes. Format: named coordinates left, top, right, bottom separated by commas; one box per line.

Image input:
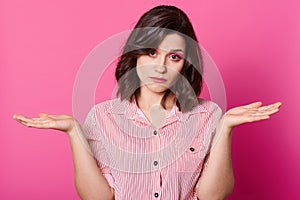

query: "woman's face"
left=136, top=33, right=186, bottom=94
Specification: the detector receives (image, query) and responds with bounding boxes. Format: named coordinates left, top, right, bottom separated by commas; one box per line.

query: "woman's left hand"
left=220, top=101, right=282, bottom=130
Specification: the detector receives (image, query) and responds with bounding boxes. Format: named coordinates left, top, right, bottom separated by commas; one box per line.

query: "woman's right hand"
left=13, top=113, right=78, bottom=135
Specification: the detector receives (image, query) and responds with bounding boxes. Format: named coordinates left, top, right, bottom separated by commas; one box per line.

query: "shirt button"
left=154, top=192, right=159, bottom=198
left=154, top=130, right=158, bottom=135
left=154, top=160, right=158, bottom=166
left=190, top=147, right=195, bottom=152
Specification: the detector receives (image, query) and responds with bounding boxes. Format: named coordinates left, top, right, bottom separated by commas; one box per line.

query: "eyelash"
left=148, top=50, right=183, bottom=62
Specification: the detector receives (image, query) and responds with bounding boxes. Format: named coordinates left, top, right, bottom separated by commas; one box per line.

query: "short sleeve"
left=199, top=102, right=222, bottom=166
left=82, top=106, right=116, bottom=189
left=196, top=101, right=223, bottom=189
left=208, top=102, right=223, bottom=151
left=198, top=101, right=223, bottom=157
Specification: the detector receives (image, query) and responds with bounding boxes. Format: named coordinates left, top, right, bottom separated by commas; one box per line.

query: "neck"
left=136, top=86, right=175, bottom=111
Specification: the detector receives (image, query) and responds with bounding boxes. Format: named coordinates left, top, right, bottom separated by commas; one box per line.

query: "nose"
left=154, top=56, right=167, bottom=73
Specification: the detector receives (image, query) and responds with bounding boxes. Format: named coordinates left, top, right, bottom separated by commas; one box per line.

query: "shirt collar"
left=106, top=96, right=208, bottom=123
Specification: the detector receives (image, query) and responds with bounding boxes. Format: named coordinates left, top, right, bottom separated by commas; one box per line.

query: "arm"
left=196, top=120, right=234, bottom=200
left=13, top=113, right=114, bottom=200
left=69, top=122, right=114, bottom=200
left=196, top=101, right=282, bottom=200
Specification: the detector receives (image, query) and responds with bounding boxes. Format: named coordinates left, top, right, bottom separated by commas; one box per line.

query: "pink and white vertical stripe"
left=83, top=97, right=222, bottom=199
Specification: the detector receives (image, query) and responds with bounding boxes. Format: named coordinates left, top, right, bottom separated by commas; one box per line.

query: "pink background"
left=1, top=0, right=299, bottom=199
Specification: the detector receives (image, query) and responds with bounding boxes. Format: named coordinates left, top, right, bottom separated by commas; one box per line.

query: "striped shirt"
left=83, top=97, right=222, bottom=199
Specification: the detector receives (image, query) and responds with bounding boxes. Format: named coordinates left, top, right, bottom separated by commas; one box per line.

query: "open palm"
left=222, top=101, right=282, bottom=129
left=13, top=113, right=76, bottom=134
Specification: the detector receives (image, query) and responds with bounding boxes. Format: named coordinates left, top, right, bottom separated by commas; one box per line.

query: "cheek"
left=136, top=57, right=154, bottom=76
left=136, top=66, right=143, bottom=80
left=166, top=63, right=184, bottom=83
left=168, top=61, right=184, bottom=74
left=136, top=57, right=147, bottom=81
left=136, top=55, right=151, bottom=67
left=136, top=65, right=151, bottom=84
left=136, top=57, right=142, bottom=67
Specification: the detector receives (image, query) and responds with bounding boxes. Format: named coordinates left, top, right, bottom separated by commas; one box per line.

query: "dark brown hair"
left=115, top=5, right=203, bottom=112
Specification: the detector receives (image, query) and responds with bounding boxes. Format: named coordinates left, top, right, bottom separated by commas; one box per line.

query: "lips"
left=150, top=77, right=167, bottom=83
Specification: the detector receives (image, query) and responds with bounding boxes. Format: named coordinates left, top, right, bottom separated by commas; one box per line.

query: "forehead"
left=157, top=33, right=186, bottom=52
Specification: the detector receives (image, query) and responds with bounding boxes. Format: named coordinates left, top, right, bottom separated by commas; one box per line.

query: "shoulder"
left=193, top=98, right=223, bottom=116
left=92, top=98, right=128, bottom=114
left=195, top=98, right=223, bottom=128
left=84, top=98, right=126, bottom=125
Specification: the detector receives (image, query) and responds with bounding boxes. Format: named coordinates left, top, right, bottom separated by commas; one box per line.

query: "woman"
left=13, top=5, right=281, bottom=200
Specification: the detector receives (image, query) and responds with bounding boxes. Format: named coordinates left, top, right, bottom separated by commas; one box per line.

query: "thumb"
left=38, top=113, right=48, bottom=117
left=242, top=101, right=263, bottom=108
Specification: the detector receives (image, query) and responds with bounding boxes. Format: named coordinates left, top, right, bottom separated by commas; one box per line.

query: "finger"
left=14, top=114, right=49, bottom=123
left=38, top=113, right=68, bottom=121
left=251, top=108, right=280, bottom=116
left=248, top=115, right=270, bottom=122
left=47, top=114, right=72, bottom=120
left=15, top=118, right=30, bottom=127
left=25, top=120, right=54, bottom=129
left=13, top=114, right=25, bottom=120
left=15, top=118, right=45, bottom=128
left=258, top=102, right=282, bottom=111
left=26, top=122, right=49, bottom=129
left=242, top=102, right=263, bottom=108
left=13, top=114, right=50, bottom=128
left=258, top=105, right=281, bottom=115
left=272, top=102, right=282, bottom=108
left=46, top=114, right=63, bottom=119
left=258, top=104, right=274, bottom=111
left=31, top=117, right=48, bottom=121
left=13, top=114, right=35, bottom=123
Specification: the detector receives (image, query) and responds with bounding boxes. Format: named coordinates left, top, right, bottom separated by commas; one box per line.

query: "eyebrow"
left=155, top=48, right=185, bottom=54
left=169, top=49, right=185, bottom=53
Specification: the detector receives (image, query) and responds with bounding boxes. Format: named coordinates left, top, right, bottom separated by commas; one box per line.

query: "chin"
left=146, top=84, right=169, bottom=94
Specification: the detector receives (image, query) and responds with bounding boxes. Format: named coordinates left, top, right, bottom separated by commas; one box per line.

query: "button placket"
left=153, top=129, right=159, bottom=169
left=151, top=169, right=161, bottom=199
left=153, top=129, right=161, bottom=199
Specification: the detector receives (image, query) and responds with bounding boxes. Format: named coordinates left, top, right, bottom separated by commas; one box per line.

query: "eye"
left=170, top=54, right=182, bottom=61
left=148, top=49, right=157, bottom=57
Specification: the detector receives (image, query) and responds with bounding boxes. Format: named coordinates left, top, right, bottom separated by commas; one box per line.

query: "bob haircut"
left=115, top=5, right=203, bottom=112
